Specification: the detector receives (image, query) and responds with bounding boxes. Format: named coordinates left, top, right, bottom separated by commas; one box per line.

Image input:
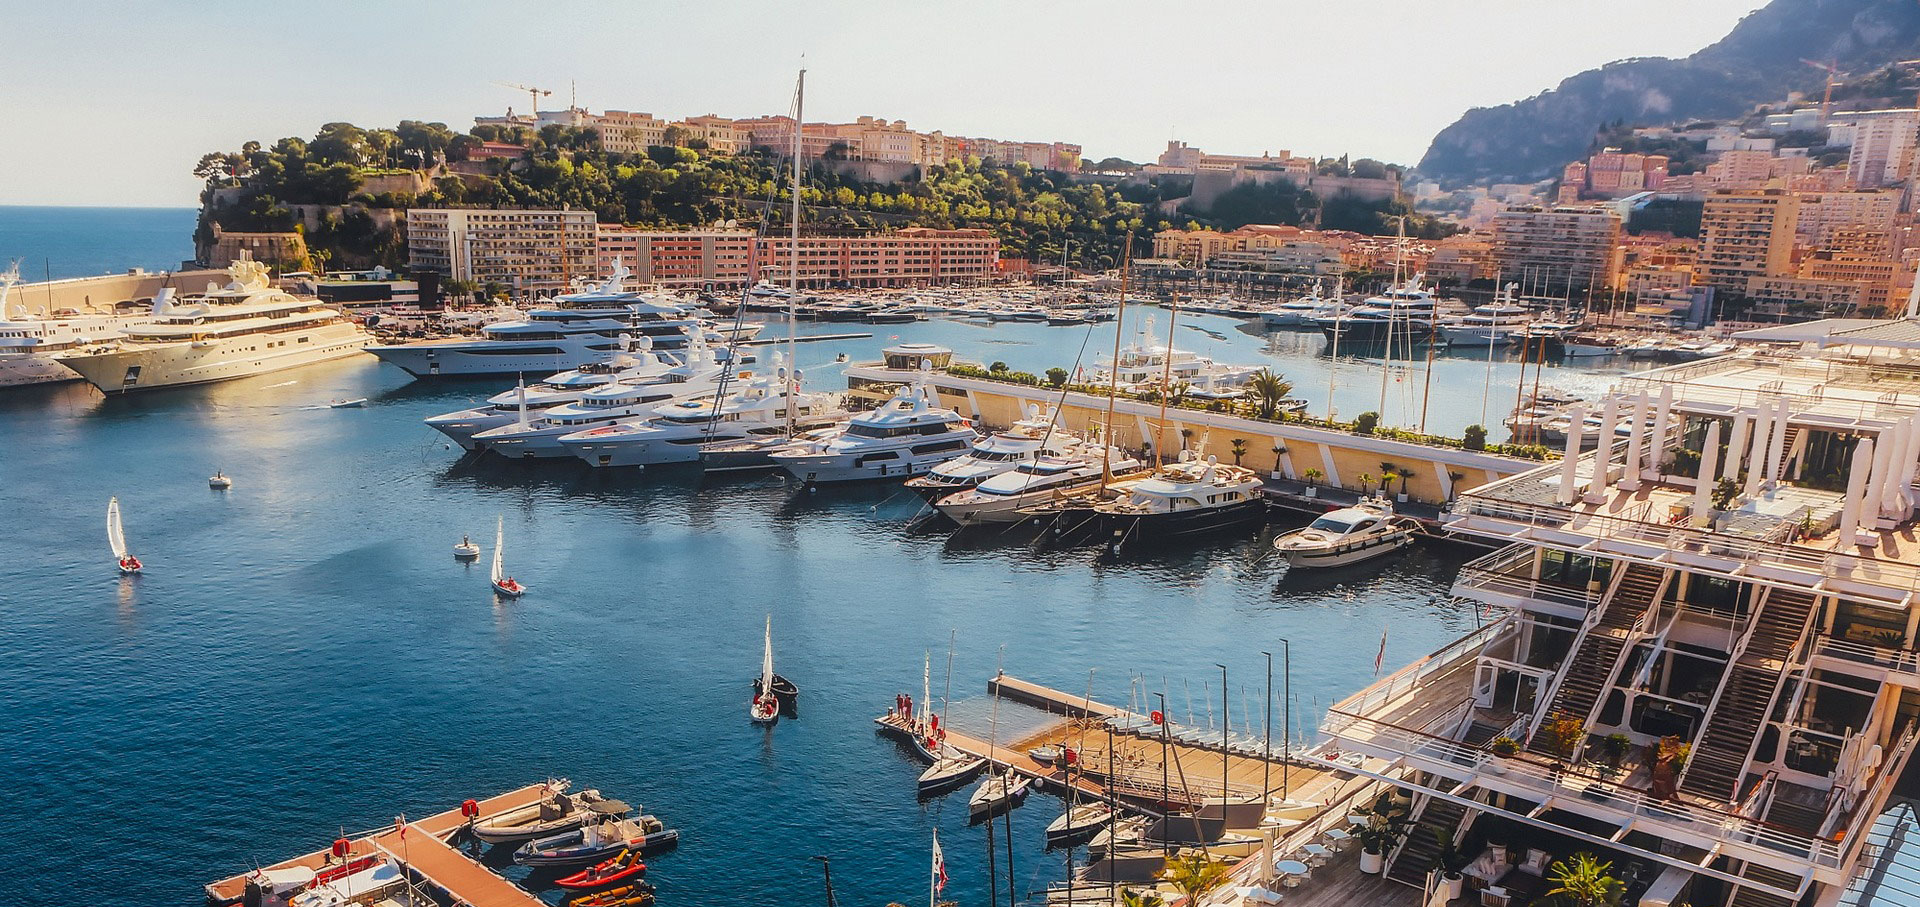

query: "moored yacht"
left=469, top=335, right=728, bottom=457
left=559, top=357, right=848, bottom=468
left=1091, top=454, right=1266, bottom=546
left=1271, top=495, right=1419, bottom=568
left=904, top=405, right=1064, bottom=500
left=1439, top=286, right=1532, bottom=347
left=933, top=445, right=1147, bottom=527
left=1091, top=317, right=1262, bottom=393
left=1314, top=277, right=1439, bottom=348
left=423, top=339, right=684, bottom=449
left=0, top=263, right=158, bottom=388
left=58, top=260, right=370, bottom=394
left=1259, top=280, right=1339, bottom=328
left=768, top=372, right=977, bottom=484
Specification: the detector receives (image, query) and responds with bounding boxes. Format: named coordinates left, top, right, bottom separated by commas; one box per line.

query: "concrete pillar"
left=1692, top=420, right=1723, bottom=528
left=1557, top=405, right=1586, bottom=505
left=1745, top=403, right=1774, bottom=499
left=1880, top=420, right=1909, bottom=520
left=1620, top=393, right=1648, bottom=493
left=1724, top=410, right=1751, bottom=489
left=1867, top=424, right=1897, bottom=527
left=1587, top=395, right=1622, bottom=504
left=1648, top=385, right=1675, bottom=479
left=1840, top=437, right=1875, bottom=549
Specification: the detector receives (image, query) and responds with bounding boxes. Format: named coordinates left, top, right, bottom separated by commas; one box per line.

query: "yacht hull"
left=774, top=437, right=974, bottom=484
left=565, top=426, right=747, bottom=468
left=1278, top=530, right=1416, bottom=568
left=0, top=355, right=83, bottom=387
left=426, top=409, right=519, bottom=449
left=367, top=339, right=622, bottom=377
left=1098, top=499, right=1267, bottom=548
left=60, top=325, right=370, bottom=394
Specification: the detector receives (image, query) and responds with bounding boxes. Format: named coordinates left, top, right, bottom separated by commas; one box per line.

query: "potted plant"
left=1488, top=735, right=1521, bottom=774
left=1542, top=714, right=1586, bottom=762
left=1302, top=467, right=1323, bottom=497
left=1270, top=444, right=1287, bottom=480
left=1435, top=828, right=1468, bottom=900
left=1544, top=852, right=1626, bottom=907
left=1354, top=791, right=1409, bottom=874
left=1600, top=733, right=1632, bottom=768
left=1230, top=438, right=1248, bottom=466
left=1649, top=736, right=1689, bottom=800
left=1357, top=473, right=1375, bottom=497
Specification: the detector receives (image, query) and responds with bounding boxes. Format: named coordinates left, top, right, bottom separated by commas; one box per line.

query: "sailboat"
left=967, top=674, right=1030, bottom=819
left=750, top=615, right=780, bottom=724
left=918, top=633, right=983, bottom=794
left=108, top=496, right=141, bottom=574
left=490, top=515, right=525, bottom=598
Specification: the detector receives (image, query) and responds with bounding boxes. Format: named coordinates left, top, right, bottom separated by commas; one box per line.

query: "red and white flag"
left=1373, top=627, right=1388, bottom=676
left=931, top=829, right=948, bottom=894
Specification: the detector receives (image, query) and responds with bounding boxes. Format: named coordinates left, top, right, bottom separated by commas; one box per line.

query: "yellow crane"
left=1802, top=59, right=1842, bottom=122
left=493, top=82, right=551, bottom=119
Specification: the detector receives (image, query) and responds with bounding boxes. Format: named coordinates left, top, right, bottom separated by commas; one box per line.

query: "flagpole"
left=929, top=830, right=937, bottom=907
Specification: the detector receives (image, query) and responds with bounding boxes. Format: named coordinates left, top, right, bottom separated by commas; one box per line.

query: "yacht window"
left=1308, top=516, right=1355, bottom=533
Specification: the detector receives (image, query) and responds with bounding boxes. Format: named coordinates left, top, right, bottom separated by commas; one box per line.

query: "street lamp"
left=1214, top=663, right=1229, bottom=802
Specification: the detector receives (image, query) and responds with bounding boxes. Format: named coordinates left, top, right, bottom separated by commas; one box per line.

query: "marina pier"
left=203, top=784, right=554, bottom=907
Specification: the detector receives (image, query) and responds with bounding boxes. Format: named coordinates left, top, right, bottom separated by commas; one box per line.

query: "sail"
left=921, top=652, right=933, bottom=726
left=491, top=515, right=505, bottom=584
left=761, top=615, right=775, bottom=690
left=107, top=497, right=127, bottom=559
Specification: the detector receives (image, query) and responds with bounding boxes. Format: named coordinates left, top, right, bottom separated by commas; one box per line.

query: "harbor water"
left=2, top=210, right=1625, bottom=905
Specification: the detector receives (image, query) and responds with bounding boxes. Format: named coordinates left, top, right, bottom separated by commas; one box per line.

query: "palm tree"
left=1163, top=852, right=1231, bottom=904
left=1246, top=368, right=1293, bottom=420
left=1229, top=438, right=1247, bottom=466
left=1545, top=853, right=1625, bottom=907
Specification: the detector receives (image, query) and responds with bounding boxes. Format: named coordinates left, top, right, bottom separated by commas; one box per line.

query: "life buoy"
left=332, top=837, right=351, bottom=858
left=461, top=799, right=480, bottom=819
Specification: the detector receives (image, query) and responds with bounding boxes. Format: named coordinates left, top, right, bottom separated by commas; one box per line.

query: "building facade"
left=1489, top=205, right=1623, bottom=294
left=1698, top=190, right=1800, bottom=295
left=406, top=208, right=597, bottom=294
left=593, top=226, right=999, bottom=288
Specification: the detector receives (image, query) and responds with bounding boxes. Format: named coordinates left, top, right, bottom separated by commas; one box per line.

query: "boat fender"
left=331, top=837, right=351, bottom=859
left=461, top=799, right=480, bottom=820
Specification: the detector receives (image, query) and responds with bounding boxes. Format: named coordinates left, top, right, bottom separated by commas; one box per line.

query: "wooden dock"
left=204, top=783, right=552, bottom=907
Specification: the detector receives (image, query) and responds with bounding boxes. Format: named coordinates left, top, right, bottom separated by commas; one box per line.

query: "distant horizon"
left=0, top=0, right=1768, bottom=206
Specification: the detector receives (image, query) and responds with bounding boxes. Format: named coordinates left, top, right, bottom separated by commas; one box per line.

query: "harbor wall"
left=849, top=366, right=1538, bottom=505
left=7, top=269, right=229, bottom=317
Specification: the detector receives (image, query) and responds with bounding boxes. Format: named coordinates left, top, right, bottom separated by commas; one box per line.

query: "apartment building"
left=406, top=208, right=597, bottom=293
left=1698, top=190, right=1800, bottom=295
left=1794, top=190, right=1901, bottom=249
left=1844, top=110, right=1920, bottom=188
left=1799, top=249, right=1901, bottom=314
left=595, top=111, right=668, bottom=155
left=1489, top=205, right=1623, bottom=293
left=1321, top=344, right=1920, bottom=906
left=594, top=226, right=999, bottom=288
left=1744, top=275, right=1867, bottom=320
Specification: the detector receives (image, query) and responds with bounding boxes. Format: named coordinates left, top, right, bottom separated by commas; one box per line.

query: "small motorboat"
left=330, top=398, right=369, bottom=408
left=453, top=535, right=481, bottom=559
left=470, top=784, right=605, bottom=846
left=1272, top=495, right=1419, bottom=569
left=968, top=770, right=1031, bottom=817
left=290, top=857, right=405, bottom=907
left=554, top=849, right=647, bottom=891
left=108, top=496, right=141, bottom=574
left=514, top=806, right=679, bottom=868
left=1027, top=743, right=1065, bottom=765
left=209, top=471, right=232, bottom=490
left=918, top=753, right=986, bottom=796
left=1046, top=802, right=1115, bottom=845
left=1087, top=815, right=1150, bottom=857
left=567, top=882, right=656, bottom=907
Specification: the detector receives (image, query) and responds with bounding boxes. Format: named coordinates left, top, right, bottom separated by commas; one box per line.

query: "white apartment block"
left=406, top=208, right=597, bottom=294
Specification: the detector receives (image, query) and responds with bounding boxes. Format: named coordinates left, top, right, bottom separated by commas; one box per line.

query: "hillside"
left=1418, top=0, right=1920, bottom=185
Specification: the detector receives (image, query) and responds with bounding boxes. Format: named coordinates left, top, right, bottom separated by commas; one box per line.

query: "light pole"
left=1215, top=663, right=1229, bottom=803
left=1280, top=639, right=1292, bottom=793
left=1154, top=691, right=1172, bottom=859
left=1260, top=651, right=1273, bottom=806
left=812, top=855, right=837, bottom=907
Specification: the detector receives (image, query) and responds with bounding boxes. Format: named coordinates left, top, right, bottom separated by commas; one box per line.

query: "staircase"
left=1385, top=794, right=1472, bottom=889
left=1680, top=587, right=1820, bottom=803
left=1528, top=562, right=1669, bottom=759
left=1727, top=863, right=1802, bottom=907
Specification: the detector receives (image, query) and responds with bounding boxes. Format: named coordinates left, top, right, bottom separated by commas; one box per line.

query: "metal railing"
left=1815, top=636, right=1920, bottom=676
left=1320, top=708, right=1846, bottom=869
left=1327, top=617, right=1515, bottom=718
left=1454, top=545, right=1606, bottom=613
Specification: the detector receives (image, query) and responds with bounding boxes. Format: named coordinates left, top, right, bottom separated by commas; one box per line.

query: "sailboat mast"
left=1100, top=235, right=1132, bottom=489
left=786, top=69, right=805, bottom=435
left=941, top=629, right=956, bottom=728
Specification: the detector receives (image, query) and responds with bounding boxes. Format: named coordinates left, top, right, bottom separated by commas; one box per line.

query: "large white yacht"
left=1438, top=284, right=1531, bottom=347
left=422, top=339, right=683, bottom=449
left=932, top=445, right=1147, bottom=527
left=1314, top=276, right=1440, bottom=348
left=1091, top=454, right=1267, bottom=547
left=58, top=260, right=370, bottom=394
left=1091, top=317, right=1262, bottom=393
left=768, top=372, right=977, bottom=483
left=0, top=264, right=160, bottom=388
left=559, top=358, right=848, bottom=468
left=468, top=335, right=729, bottom=457
left=367, top=265, right=757, bottom=377
left=1259, top=280, right=1341, bottom=328
left=904, top=405, right=1069, bottom=500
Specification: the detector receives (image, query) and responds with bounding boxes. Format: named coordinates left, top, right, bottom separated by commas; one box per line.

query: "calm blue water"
left=0, top=210, right=1622, bottom=906
left=0, top=206, right=198, bottom=279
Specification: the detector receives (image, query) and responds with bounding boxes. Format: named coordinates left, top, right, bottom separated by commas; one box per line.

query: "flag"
left=931, top=829, right=948, bottom=893
left=1374, top=627, right=1388, bottom=676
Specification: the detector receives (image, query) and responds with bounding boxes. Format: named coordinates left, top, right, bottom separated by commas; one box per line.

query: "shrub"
left=1353, top=411, right=1380, bottom=435
left=1490, top=736, right=1521, bottom=757
left=1045, top=367, right=1068, bottom=387
left=1463, top=424, right=1487, bottom=451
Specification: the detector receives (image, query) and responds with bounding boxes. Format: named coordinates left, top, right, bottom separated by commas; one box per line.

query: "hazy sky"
left=0, top=0, right=1768, bottom=208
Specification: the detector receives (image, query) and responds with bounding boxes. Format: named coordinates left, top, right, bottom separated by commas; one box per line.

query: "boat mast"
left=1153, top=292, right=1181, bottom=465
left=941, top=629, right=956, bottom=733
left=786, top=69, right=805, bottom=435
left=1100, top=235, right=1132, bottom=490
left=1379, top=217, right=1405, bottom=421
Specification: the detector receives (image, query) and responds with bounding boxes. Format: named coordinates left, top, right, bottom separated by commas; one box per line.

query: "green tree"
left=1246, top=368, right=1294, bottom=420
left=1162, top=853, right=1230, bottom=904
left=1544, top=853, right=1625, bottom=907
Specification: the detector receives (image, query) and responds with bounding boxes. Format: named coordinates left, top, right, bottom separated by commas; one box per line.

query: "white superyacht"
left=59, top=260, right=370, bottom=394
left=559, top=356, right=847, bottom=468
left=768, top=369, right=977, bottom=484
left=422, top=338, right=684, bottom=449
left=468, top=334, right=730, bottom=458
left=0, top=262, right=158, bottom=388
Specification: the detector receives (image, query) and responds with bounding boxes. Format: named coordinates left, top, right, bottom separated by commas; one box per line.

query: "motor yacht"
left=559, top=358, right=848, bottom=468
left=59, top=261, right=371, bottom=394
left=1557, top=332, right=1622, bottom=357
left=768, top=372, right=977, bottom=484
left=367, top=265, right=756, bottom=377
left=470, top=336, right=729, bottom=458
left=0, top=264, right=158, bottom=388
left=1259, top=280, right=1339, bottom=328
left=1091, top=454, right=1266, bottom=546
left=933, top=446, right=1147, bottom=527
left=1439, top=286, right=1533, bottom=347
left=1272, top=495, right=1420, bottom=568
left=422, top=339, right=684, bottom=449
left=1091, top=317, right=1262, bottom=393
left=904, top=405, right=1066, bottom=500
left=1314, top=277, right=1439, bottom=349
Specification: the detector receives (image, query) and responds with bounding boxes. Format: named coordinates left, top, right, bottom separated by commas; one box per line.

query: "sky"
left=0, top=0, right=1769, bottom=208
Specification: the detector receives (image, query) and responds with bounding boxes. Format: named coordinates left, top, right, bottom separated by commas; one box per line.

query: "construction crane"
left=1802, top=59, right=1842, bottom=122
left=494, top=82, right=551, bottom=119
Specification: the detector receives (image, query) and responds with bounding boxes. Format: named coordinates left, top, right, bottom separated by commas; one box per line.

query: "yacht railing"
left=1326, top=617, right=1514, bottom=718
left=1319, top=708, right=1844, bottom=869
left=1815, top=637, right=1920, bottom=676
